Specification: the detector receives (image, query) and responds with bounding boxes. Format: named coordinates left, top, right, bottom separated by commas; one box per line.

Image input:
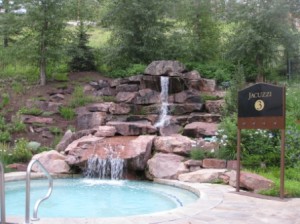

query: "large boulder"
left=76, top=111, right=107, bottom=130
left=106, top=121, right=156, bottom=136
left=199, top=78, right=216, bottom=92
left=109, top=103, right=131, bottom=115
left=205, top=100, right=225, bottom=114
left=147, top=153, right=188, bottom=180
left=134, top=89, right=160, bottom=105
left=32, top=150, right=70, bottom=174
left=144, top=60, right=186, bottom=76
left=154, top=135, right=193, bottom=155
left=173, top=90, right=202, bottom=104
left=126, top=135, right=156, bottom=170
left=178, top=169, right=226, bottom=183
left=55, top=130, right=74, bottom=152
left=183, top=122, right=218, bottom=137
left=86, top=103, right=113, bottom=112
left=116, top=92, right=137, bottom=103
left=94, top=126, right=117, bottom=137
left=202, top=159, right=226, bottom=169
left=21, top=115, right=54, bottom=124
left=116, top=84, right=139, bottom=93
left=187, top=113, right=221, bottom=123
left=228, top=171, right=275, bottom=192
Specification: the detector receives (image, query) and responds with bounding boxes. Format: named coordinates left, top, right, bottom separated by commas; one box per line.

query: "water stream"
left=84, top=144, right=125, bottom=179
left=154, top=76, right=170, bottom=128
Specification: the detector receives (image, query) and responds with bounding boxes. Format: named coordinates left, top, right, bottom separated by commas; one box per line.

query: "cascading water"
left=84, top=144, right=125, bottom=180
left=154, top=76, right=170, bottom=128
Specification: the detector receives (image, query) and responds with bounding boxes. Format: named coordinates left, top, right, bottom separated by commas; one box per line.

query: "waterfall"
left=154, top=76, right=170, bottom=128
left=84, top=144, right=125, bottom=180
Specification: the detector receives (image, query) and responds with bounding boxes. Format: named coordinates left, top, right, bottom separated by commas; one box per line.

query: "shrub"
left=59, top=107, right=76, bottom=120
left=0, top=142, right=13, bottom=165
left=0, top=131, right=11, bottom=143
left=285, top=125, right=300, bottom=168
left=18, top=107, right=43, bottom=116
left=190, top=148, right=215, bottom=160
left=12, top=138, right=32, bottom=163
left=0, top=93, right=10, bottom=109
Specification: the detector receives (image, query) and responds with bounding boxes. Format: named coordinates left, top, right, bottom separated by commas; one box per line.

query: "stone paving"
left=4, top=173, right=300, bottom=224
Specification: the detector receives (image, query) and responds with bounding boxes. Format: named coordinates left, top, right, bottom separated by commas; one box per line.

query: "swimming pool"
left=5, top=178, right=198, bottom=218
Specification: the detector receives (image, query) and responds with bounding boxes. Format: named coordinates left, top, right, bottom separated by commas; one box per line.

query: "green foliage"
left=12, top=82, right=25, bottom=94
left=51, top=72, right=68, bottom=82
left=105, top=63, right=147, bottom=78
left=48, top=126, right=62, bottom=135
left=18, top=107, right=43, bottom=116
left=21, top=0, right=68, bottom=85
left=227, top=0, right=300, bottom=81
left=249, top=167, right=300, bottom=197
left=59, top=107, right=76, bottom=120
left=101, top=96, right=116, bottom=103
left=0, top=93, right=9, bottom=109
left=68, top=22, right=96, bottom=72
left=10, top=119, right=26, bottom=133
left=185, top=61, right=234, bottom=84
left=0, top=130, right=11, bottom=143
left=176, top=0, right=220, bottom=62
left=285, top=125, right=300, bottom=168
left=222, top=65, right=245, bottom=116
left=102, top=0, right=168, bottom=67
left=12, top=138, right=32, bottom=163
left=217, top=118, right=281, bottom=168
left=201, top=94, right=221, bottom=103
left=0, top=143, right=13, bottom=165
left=69, top=86, right=98, bottom=108
left=286, top=84, right=300, bottom=121
left=190, top=148, right=215, bottom=160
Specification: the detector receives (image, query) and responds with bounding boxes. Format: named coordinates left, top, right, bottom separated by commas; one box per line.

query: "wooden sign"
left=236, top=83, right=286, bottom=199
left=238, top=83, right=285, bottom=129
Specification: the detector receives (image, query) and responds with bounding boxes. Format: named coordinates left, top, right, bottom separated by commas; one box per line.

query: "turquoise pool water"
left=5, top=179, right=198, bottom=218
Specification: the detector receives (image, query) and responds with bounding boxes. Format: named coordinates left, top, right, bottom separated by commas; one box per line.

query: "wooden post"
left=280, top=129, right=285, bottom=199
left=236, top=129, right=241, bottom=192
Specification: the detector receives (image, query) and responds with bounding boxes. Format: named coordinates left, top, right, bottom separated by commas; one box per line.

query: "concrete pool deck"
left=4, top=172, right=300, bottom=224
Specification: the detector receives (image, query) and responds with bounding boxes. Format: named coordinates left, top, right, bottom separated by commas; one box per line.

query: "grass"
left=88, top=27, right=111, bottom=48
left=247, top=167, right=300, bottom=198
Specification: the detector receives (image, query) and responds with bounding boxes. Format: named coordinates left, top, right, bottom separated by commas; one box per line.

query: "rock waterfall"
left=154, top=76, right=170, bottom=128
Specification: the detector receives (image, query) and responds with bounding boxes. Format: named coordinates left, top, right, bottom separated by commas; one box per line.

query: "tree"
left=103, top=0, right=169, bottom=67
left=69, top=22, right=96, bottom=72
left=227, top=0, right=300, bottom=81
left=22, top=0, right=67, bottom=85
left=176, top=0, right=220, bottom=62
left=0, top=0, right=23, bottom=47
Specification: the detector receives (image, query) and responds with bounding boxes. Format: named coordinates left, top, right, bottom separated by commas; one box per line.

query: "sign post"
left=237, top=83, right=286, bottom=198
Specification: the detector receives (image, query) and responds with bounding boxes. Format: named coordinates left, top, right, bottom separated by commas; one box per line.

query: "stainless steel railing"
left=25, top=160, right=53, bottom=224
left=0, top=162, right=5, bottom=224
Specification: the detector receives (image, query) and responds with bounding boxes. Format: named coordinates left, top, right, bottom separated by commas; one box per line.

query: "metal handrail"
left=25, top=160, right=53, bottom=224
left=0, top=162, right=5, bottom=224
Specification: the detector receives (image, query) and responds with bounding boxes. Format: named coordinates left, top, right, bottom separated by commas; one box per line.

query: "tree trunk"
left=39, top=2, right=48, bottom=86
left=3, top=0, right=9, bottom=47
left=256, top=55, right=264, bottom=82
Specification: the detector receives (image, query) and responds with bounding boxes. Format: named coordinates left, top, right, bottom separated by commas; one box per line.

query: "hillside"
left=1, top=72, right=109, bottom=148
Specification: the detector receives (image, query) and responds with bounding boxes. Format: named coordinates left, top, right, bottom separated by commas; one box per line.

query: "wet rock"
left=106, top=121, right=156, bottom=136
left=147, top=153, right=187, bottom=180
left=144, top=60, right=186, bottom=76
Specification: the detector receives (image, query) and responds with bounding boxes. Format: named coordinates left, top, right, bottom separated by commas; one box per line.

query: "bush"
left=18, top=107, right=43, bottom=116
left=0, top=93, right=10, bottom=109
left=59, top=107, right=76, bottom=120
left=190, top=148, right=215, bottom=160
left=12, top=138, right=32, bottom=163
left=285, top=125, right=300, bottom=168
left=185, top=61, right=234, bottom=84
left=0, top=131, right=11, bottom=143
left=217, top=117, right=281, bottom=168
